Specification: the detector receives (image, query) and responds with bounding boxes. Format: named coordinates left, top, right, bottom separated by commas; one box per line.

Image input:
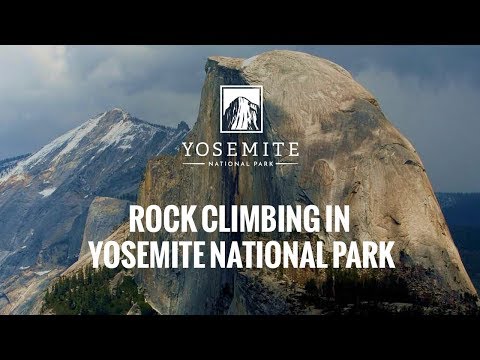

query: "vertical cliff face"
left=136, top=50, right=476, bottom=314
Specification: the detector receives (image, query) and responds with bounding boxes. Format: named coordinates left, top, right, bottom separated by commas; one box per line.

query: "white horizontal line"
left=276, top=162, right=298, bottom=165
left=183, top=163, right=205, bottom=165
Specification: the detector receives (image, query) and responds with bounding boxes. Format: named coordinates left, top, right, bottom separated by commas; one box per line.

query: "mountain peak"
left=97, top=108, right=132, bottom=123
left=110, top=107, right=129, bottom=115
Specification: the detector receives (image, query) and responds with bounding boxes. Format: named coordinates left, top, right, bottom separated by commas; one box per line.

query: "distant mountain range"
left=0, top=109, right=189, bottom=313
left=437, top=192, right=480, bottom=292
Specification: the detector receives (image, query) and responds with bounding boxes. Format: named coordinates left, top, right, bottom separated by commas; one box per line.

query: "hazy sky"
left=0, top=45, right=479, bottom=192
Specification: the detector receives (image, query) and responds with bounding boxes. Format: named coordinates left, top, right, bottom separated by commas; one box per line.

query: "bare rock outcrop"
left=135, top=50, right=476, bottom=314
left=79, top=196, right=129, bottom=257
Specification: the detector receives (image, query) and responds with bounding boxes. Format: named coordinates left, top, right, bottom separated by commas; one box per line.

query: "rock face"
left=135, top=50, right=476, bottom=314
left=79, top=197, right=129, bottom=257
left=0, top=109, right=189, bottom=314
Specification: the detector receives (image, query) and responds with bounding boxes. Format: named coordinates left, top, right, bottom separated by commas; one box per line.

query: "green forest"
left=42, top=265, right=155, bottom=315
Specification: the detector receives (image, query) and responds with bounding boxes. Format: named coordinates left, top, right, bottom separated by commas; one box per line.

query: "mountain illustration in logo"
left=222, top=96, right=260, bottom=131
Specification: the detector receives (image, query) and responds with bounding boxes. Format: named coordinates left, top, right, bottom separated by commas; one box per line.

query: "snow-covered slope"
left=1, top=109, right=188, bottom=187
left=0, top=109, right=189, bottom=292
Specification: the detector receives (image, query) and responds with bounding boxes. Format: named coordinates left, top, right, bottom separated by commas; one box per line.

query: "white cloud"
left=28, top=45, right=68, bottom=84
left=87, top=56, right=125, bottom=84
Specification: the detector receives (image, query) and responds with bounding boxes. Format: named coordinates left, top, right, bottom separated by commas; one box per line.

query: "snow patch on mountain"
left=54, top=114, right=104, bottom=160
left=28, top=112, right=106, bottom=168
left=97, top=118, right=135, bottom=153
left=39, top=187, right=57, bottom=198
left=34, top=270, right=51, bottom=276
